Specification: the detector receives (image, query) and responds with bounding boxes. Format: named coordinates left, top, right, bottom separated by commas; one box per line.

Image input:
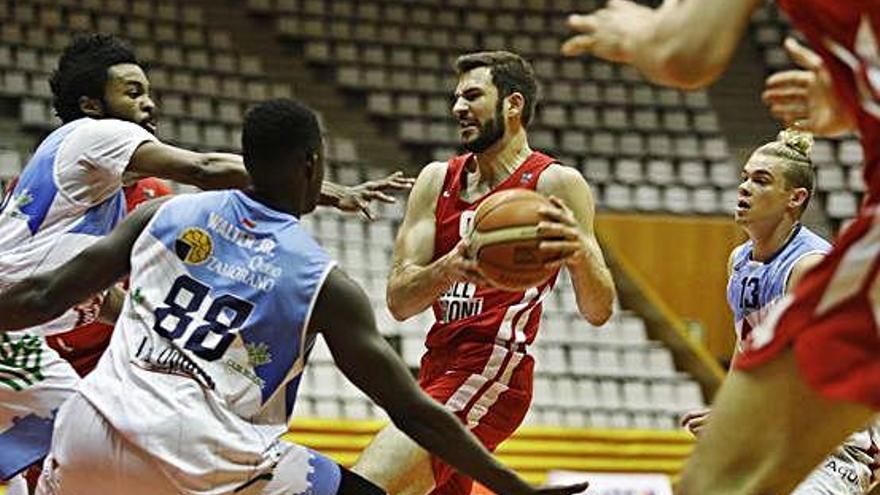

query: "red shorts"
left=418, top=342, right=533, bottom=495
left=44, top=322, right=114, bottom=377
left=736, top=206, right=880, bottom=409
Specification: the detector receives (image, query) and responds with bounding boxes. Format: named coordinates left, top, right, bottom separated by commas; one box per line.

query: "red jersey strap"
left=433, top=151, right=557, bottom=259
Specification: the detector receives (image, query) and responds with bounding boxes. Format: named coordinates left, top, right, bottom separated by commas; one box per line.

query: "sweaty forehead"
left=455, top=66, right=496, bottom=95
left=107, top=63, right=148, bottom=86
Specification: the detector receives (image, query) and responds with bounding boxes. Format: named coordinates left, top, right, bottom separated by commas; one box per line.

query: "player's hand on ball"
left=442, top=239, right=495, bottom=287
left=536, top=196, right=587, bottom=267
left=532, top=481, right=590, bottom=495
left=762, top=37, right=855, bottom=136
left=680, top=408, right=712, bottom=437
left=561, top=0, right=655, bottom=63
left=337, top=171, right=416, bottom=220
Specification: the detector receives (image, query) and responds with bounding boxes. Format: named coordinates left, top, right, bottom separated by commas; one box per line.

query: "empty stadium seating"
left=249, top=0, right=738, bottom=216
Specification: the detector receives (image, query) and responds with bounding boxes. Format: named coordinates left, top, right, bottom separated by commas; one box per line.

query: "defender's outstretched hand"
left=762, top=37, right=855, bottom=136
left=336, top=171, right=416, bottom=220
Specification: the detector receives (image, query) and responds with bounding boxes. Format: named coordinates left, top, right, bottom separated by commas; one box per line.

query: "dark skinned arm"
left=0, top=198, right=166, bottom=332
left=311, top=268, right=588, bottom=495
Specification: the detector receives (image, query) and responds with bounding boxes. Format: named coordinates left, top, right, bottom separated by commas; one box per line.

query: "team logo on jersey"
left=175, top=227, right=213, bottom=265
left=1, top=189, right=33, bottom=221
left=246, top=341, right=272, bottom=367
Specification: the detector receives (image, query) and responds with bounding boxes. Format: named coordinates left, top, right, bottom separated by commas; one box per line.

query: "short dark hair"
left=49, top=33, right=139, bottom=123
left=454, top=51, right=538, bottom=126
left=242, top=99, right=321, bottom=182
left=757, top=129, right=816, bottom=215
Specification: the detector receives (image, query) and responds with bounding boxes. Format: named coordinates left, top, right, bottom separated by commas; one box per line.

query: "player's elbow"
left=386, top=288, right=414, bottom=322
left=579, top=291, right=615, bottom=326
left=583, top=305, right=613, bottom=326
left=648, top=42, right=726, bottom=90
left=184, top=153, right=250, bottom=191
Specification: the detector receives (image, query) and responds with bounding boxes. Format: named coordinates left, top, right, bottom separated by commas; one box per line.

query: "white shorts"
left=36, top=393, right=344, bottom=495
left=0, top=333, right=78, bottom=480
left=791, top=446, right=874, bottom=495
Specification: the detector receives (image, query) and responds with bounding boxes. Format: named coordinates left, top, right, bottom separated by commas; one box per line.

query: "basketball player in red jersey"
left=352, top=51, right=616, bottom=495
left=562, top=1, right=880, bottom=493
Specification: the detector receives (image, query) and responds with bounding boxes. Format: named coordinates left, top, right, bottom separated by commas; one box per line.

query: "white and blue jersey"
left=0, top=117, right=156, bottom=336
left=727, top=224, right=830, bottom=353
left=79, top=190, right=338, bottom=494
left=0, top=117, right=155, bottom=480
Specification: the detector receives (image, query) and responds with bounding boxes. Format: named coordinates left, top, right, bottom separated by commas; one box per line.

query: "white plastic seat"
left=675, top=381, right=705, bottom=410
left=693, top=187, right=720, bottom=214
left=614, top=159, right=643, bottom=184
left=604, top=183, right=633, bottom=210
left=623, top=380, right=650, bottom=409
left=646, top=348, right=676, bottom=376
left=826, top=191, right=858, bottom=219
left=635, top=184, right=661, bottom=211
left=817, top=166, right=846, bottom=191
left=646, top=159, right=675, bottom=186
left=663, top=186, right=692, bottom=214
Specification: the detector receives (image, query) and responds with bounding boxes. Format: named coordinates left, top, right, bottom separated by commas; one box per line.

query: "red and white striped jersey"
left=427, top=151, right=558, bottom=352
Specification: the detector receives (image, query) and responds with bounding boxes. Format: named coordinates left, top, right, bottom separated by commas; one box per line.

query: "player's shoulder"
left=68, top=117, right=151, bottom=136
left=411, top=160, right=449, bottom=195
left=537, top=162, right=589, bottom=195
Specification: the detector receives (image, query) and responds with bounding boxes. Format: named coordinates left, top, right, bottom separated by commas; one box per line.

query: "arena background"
left=0, top=0, right=867, bottom=492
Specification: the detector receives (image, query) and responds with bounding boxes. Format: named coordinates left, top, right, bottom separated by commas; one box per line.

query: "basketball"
left=469, top=189, right=558, bottom=291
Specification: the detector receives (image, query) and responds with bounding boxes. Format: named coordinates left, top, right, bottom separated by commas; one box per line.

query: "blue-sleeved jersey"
left=727, top=224, right=830, bottom=353
left=79, top=190, right=335, bottom=493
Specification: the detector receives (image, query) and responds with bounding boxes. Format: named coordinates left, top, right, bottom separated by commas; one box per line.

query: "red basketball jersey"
left=427, top=151, right=559, bottom=350
left=777, top=1, right=880, bottom=203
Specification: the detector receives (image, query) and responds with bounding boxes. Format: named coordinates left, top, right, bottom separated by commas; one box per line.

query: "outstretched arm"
left=562, top=0, right=761, bottom=89
left=312, top=268, right=588, bottom=495
left=0, top=198, right=166, bottom=332
left=128, top=143, right=412, bottom=217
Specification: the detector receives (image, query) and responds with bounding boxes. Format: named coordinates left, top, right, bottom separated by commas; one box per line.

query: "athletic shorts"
left=36, top=393, right=345, bottom=495
left=736, top=205, right=880, bottom=409
left=0, top=333, right=78, bottom=480
left=791, top=445, right=874, bottom=494
left=418, top=342, right=533, bottom=495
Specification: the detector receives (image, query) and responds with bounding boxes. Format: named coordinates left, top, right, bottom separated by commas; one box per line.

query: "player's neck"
left=247, top=189, right=302, bottom=217
left=471, top=129, right=531, bottom=187
left=749, top=218, right=800, bottom=262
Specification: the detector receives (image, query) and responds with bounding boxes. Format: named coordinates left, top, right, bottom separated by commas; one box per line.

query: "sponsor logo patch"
left=175, top=227, right=213, bottom=265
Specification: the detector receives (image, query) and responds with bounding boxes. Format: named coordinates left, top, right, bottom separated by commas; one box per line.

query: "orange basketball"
left=469, top=188, right=558, bottom=291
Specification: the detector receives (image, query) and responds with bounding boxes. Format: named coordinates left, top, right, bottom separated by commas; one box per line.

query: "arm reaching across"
left=321, top=171, right=415, bottom=220
left=312, top=268, right=588, bottom=495
left=129, top=143, right=413, bottom=216
left=561, top=0, right=762, bottom=90
left=0, top=198, right=166, bottom=332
